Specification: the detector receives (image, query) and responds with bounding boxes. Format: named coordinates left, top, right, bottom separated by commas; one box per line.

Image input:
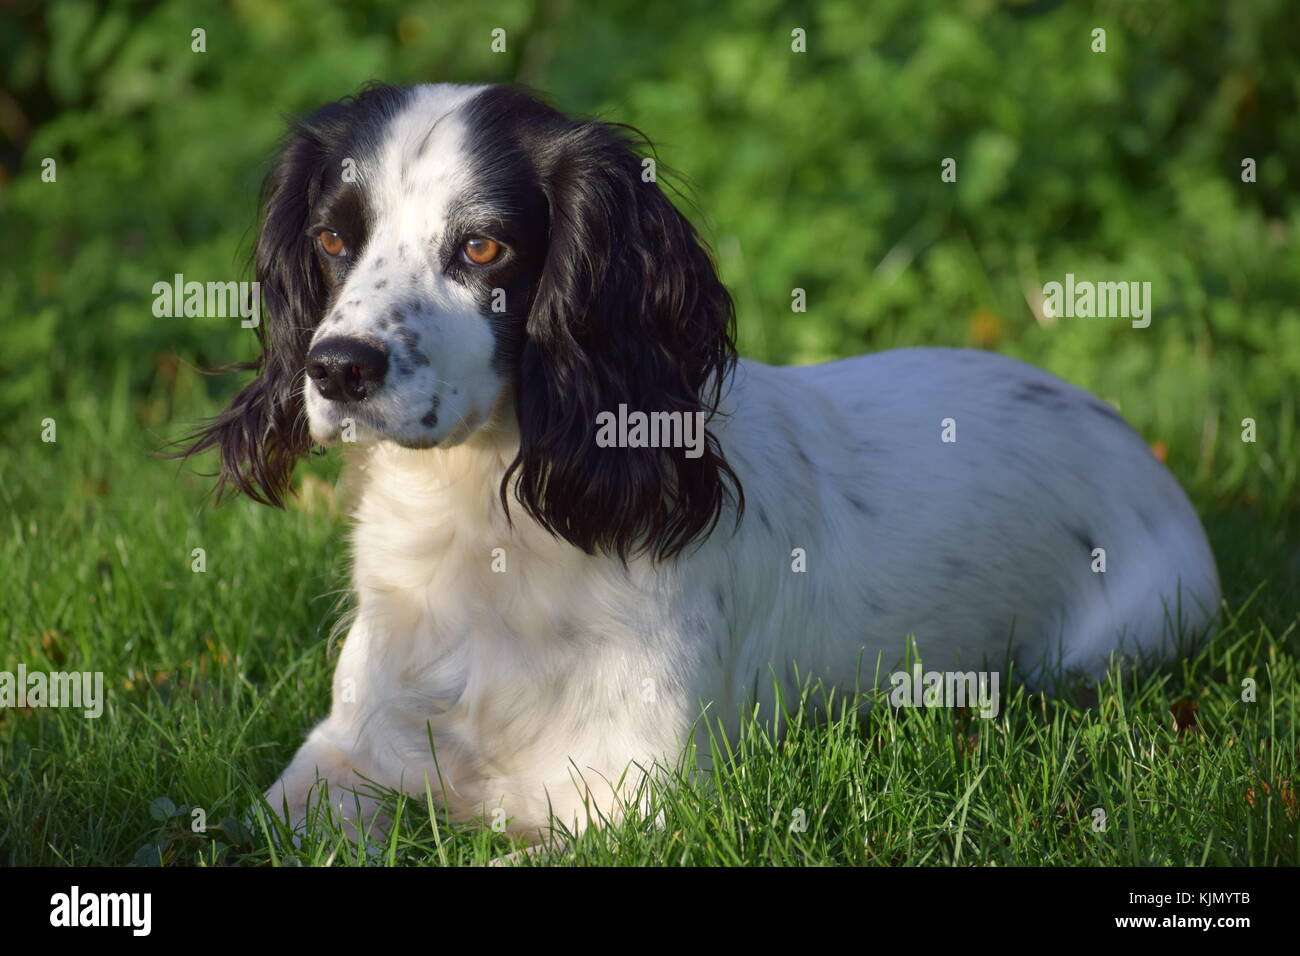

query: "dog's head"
left=181, top=83, right=741, bottom=559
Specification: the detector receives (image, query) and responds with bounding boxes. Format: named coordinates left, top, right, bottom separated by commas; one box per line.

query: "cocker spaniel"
left=181, top=83, right=1220, bottom=839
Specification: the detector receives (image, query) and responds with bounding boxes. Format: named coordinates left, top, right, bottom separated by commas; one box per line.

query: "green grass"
left=1, top=385, right=1296, bottom=867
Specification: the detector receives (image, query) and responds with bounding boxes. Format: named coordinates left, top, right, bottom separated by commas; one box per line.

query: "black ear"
left=507, top=120, right=743, bottom=561
left=172, top=114, right=338, bottom=507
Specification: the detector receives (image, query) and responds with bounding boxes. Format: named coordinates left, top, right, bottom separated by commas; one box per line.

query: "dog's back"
left=703, top=347, right=1219, bottom=699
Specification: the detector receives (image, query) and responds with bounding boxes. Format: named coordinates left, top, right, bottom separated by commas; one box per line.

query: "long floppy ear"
left=507, top=120, right=743, bottom=561
left=172, top=115, right=337, bottom=507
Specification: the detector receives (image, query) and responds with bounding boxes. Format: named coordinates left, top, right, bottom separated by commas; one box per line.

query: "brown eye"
left=318, top=230, right=346, bottom=257
left=462, top=237, right=501, bottom=265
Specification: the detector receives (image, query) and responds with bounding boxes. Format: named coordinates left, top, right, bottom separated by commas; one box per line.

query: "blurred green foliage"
left=1, top=0, right=1297, bottom=512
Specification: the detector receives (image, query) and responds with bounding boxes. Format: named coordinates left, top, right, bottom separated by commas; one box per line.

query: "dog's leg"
left=261, top=726, right=383, bottom=843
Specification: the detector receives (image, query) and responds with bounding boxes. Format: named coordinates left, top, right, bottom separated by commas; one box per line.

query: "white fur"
left=265, top=85, right=1219, bottom=839
left=269, top=346, right=1219, bottom=837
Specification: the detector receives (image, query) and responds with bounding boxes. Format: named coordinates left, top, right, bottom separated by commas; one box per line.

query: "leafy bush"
left=1, top=0, right=1296, bottom=509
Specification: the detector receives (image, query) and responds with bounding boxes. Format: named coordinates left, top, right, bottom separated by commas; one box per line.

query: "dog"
left=180, top=83, right=1220, bottom=839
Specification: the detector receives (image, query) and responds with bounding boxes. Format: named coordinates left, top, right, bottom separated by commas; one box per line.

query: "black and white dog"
left=183, top=83, right=1219, bottom=837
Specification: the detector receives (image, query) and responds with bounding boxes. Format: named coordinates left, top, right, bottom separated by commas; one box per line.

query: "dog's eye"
left=461, top=237, right=501, bottom=265
left=317, top=231, right=347, bottom=257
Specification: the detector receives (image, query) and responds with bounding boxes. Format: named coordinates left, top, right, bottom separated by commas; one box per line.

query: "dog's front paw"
left=256, top=731, right=384, bottom=847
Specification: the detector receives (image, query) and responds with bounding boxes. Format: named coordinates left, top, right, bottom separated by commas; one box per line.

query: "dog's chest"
left=329, top=450, right=705, bottom=796
left=347, top=489, right=653, bottom=719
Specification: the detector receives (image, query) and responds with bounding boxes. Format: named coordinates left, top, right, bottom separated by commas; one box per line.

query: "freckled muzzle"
left=306, top=337, right=389, bottom=402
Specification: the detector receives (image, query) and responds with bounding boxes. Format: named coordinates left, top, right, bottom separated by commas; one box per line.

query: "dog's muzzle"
left=306, top=337, right=389, bottom=403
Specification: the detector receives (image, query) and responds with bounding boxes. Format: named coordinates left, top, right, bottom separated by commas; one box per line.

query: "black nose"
left=306, top=337, right=389, bottom=403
